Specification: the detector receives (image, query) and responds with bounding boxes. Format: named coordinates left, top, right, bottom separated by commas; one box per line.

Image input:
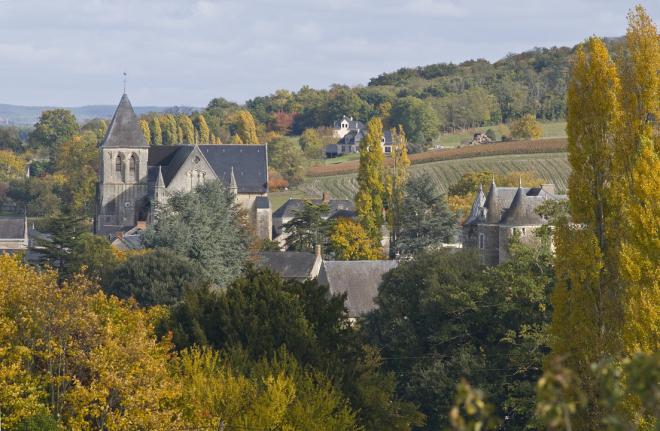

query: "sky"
left=0, top=0, right=658, bottom=107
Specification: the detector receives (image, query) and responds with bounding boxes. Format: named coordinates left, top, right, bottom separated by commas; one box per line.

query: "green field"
left=272, top=152, right=570, bottom=208
left=433, top=121, right=567, bottom=148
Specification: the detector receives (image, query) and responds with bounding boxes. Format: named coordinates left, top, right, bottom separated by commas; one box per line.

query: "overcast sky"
left=0, top=0, right=657, bottom=107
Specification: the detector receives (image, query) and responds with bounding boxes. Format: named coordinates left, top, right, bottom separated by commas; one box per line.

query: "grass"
left=432, top=120, right=567, bottom=148
left=271, top=152, right=571, bottom=210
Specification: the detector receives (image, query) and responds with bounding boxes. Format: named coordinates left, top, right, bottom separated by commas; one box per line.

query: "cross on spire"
left=123, top=72, right=127, bottom=94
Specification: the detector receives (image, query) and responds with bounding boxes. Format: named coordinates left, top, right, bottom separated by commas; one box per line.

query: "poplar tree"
left=385, top=126, right=410, bottom=257
left=162, top=114, right=178, bottom=145
left=549, top=36, right=622, bottom=428
left=614, top=5, right=660, bottom=354
left=235, top=110, right=259, bottom=144
left=355, top=117, right=385, bottom=244
left=150, top=116, right=163, bottom=146
left=177, top=115, right=195, bottom=144
left=195, top=114, right=210, bottom=144
left=139, top=119, right=151, bottom=145
left=549, top=8, right=659, bottom=427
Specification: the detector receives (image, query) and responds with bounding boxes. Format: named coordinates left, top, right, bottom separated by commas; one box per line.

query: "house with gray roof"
left=326, top=127, right=394, bottom=158
left=333, top=115, right=365, bottom=139
left=318, top=260, right=399, bottom=318
left=256, top=247, right=323, bottom=281
left=272, top=193, right=356, bottom=245
left=0, top=216, right=29, bottom=253
left=462, top=179, right=567, bottom=265
left=95, top=93, right=271, bottom=240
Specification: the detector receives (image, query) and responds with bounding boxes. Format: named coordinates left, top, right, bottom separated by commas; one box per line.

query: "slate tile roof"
left=318, top=260, right=399, bottom=317
left=257, top=251, right=319, bottom=280
left=0, top=217, right=26, bottom=240
left=101, top=94, right=149, bottom=149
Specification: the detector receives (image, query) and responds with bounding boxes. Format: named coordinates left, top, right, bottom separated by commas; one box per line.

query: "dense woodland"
left=0, top=7, right=658, bottom=431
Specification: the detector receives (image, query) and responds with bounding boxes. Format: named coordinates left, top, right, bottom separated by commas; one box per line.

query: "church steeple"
left=229, top=166, right=238, bottom=195
left=102, top=93, right=149, bottom=148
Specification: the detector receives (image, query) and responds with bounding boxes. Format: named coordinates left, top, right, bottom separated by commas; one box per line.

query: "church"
left=95, top=94, right=272, bottom=239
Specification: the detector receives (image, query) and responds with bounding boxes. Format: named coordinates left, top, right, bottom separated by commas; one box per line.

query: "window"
left=129, top=154, right=138, bottom=181
left=115, top=155, right=122, bottom=172
left=522, top=227, right=527, bottom=235
left=478, top=233, right=485, bottom=249
left=384, top=146, right=391, bottom=153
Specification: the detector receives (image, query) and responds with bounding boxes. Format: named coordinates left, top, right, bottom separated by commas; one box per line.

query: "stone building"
left=325, top=116, right=393, bottom=157
left=95, top=94, right=271, bottom=238
left=462, top=179, right=566, bottom=265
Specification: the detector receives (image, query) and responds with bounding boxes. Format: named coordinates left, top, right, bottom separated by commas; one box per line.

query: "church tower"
left=95, top=94, right=150, bottom=234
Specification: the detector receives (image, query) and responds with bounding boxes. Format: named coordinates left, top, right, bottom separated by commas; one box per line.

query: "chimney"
left=540, top=184, right=555, bottom=195
left=315, top=244, right=321, bottom=257
left=322, top=192, right=330, bottom=203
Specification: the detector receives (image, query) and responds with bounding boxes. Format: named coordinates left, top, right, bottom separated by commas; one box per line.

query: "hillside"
left=270, top=150, right=571, bottom=209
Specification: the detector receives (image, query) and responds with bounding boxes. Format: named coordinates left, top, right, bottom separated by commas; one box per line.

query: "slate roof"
left=334, top=116, right=365, bottom=131
left=272, top=198, right=356, bottom=236
left=101, top=94, right=149, bottom=148
left=467, top=181, right=567, bottom=226
left=147, top=144, right=268, bottom=194
left=318, top=260, right=399, bottom=317
left=255, top=196, right=270, bottom=209
left=257, top=251, right=319, bottom=280
left=0, top=217, right=26, bottom=240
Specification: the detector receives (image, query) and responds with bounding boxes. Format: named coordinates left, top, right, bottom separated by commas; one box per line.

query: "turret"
left=484, top=177, right=500, bottom=223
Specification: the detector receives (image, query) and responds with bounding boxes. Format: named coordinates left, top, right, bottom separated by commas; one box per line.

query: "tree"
left=29, top=109, right=79, bottom=157
left=0, top=126, right=23, bottom=152
left=283, top=200, right=329, bottom=252
left=139, top=119, right=151, bottom=145
left=65, top=232, right=118, bottom=281
left=150, top=116, right=163, bottom=145
left=161, top=114, right=179, bottom=145
left=0, top=149, right=27, bottom=182
left=36, top=214, right=87, bottom=276
left=234, top=110, right=260, bottom=144
left=144, top=181, right=249, bottom=287
left=613, top=5, right=660, bottom=358
left=385, top=126, right=410, bottom=256
left=355, top=117, right=385, bottom=244
left=299, top=128, right=325, bottom=160
left=164, top=266, right=424, bottom=431
left=104, top=249, right=210, bottom=306
left=0, top=254, right=183, bottom=429
left=390, top=97, right=439, bottom=148
left=177, top=114, right=195, bottom=144
left=268, top=137, right=305, bottom=185
left=510, top=114, right=543, bottom=140
left=328, top=218, right=383, bottom=260
left=363, top=246, right=553, bottom=430
left=396, top=173, right=456, bottom=256
left=54, top=131, right=99, bottom=217
left=194, top=113, right=211, bottom=144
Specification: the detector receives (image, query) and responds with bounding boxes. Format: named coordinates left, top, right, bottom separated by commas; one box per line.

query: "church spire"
left=102, top=93, right=149, bottom=148
left=155, top=165, right=165, bottom=188
left=229, top=166, right=238, bottom=194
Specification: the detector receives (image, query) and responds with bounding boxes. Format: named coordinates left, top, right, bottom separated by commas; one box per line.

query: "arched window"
left=115, top=155, right=122, bottom=172
left=129, top=154, right=138, bottom=181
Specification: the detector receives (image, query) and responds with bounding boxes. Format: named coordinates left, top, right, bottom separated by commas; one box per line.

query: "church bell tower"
left=95, top=93, right=150, bottom=234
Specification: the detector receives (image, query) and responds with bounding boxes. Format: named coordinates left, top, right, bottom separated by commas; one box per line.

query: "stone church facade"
left=95, top=94, right=272, bottom=239
left=462, top=179, right=567, bottom=265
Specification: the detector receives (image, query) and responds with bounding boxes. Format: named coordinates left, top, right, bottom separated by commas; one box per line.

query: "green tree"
left=65, top=232, right=118, bottom=281
left=268, top=137, right=305, bottom=185
left=299, top=128, right=325, bottom=160
left=0, top=127, right=24, bottom=152
left=29, top=109, right=79, bottom=157
left=283, top=201, right=329, bottom=252
left=81, top=118, right=108, bottom=143
left=144, top=181, right=249, bottom=287
left=355, top=117, right=385, bottom=244
left=364, top=245, right=553, bottom=430
left=104, top=249, right=210, bottom=306
left=396, top=173, right=456, bottom=256
left=390, top=97, right=439, bottom=148
left=54, top=131, right=99, bottom=217
left=510, top=114, right=543, bottom=140
left=36, top=214, right=86, bottom=276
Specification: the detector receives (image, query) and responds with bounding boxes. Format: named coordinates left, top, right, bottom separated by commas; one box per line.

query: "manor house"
left=462, top=179, right=567, bottom=265
left=95, top=94, right=272, bottom=239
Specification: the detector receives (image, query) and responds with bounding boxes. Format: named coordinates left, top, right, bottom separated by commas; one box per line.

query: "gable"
left=163, top=146, right=218, bottom=193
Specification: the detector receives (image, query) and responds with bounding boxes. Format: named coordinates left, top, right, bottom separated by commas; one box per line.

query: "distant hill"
left=0, top=104, right=201, bottom=127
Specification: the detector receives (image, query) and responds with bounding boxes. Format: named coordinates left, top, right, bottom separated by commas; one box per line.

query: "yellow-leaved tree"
left=548, top=6, right=659, bottom=429
left=355, top=117, right=385, bottom=245
left=329, top=218, right=384, bottom=260
left=385, top=125, right=410, bottom=257
left=234, top=110, right=260, bottom=144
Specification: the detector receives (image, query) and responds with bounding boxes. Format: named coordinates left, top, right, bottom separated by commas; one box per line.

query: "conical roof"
left=155, top=165, right=165, bottom=188
left=484, top=179, right=500, bottom=223
left=464, top=184, right=486, bottom=225
left=101, top=94, right=149, bottom=148
left=501, top=185, right=545, bottom=226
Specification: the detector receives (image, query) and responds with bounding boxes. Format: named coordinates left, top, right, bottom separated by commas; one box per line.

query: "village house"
left=461, top=179, right=567, bottom=265
left=95, top=94, right=272, bottom=241
left=256, top=245, right=323, bottom=281
left=325, top=116, right=393, bottom=157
